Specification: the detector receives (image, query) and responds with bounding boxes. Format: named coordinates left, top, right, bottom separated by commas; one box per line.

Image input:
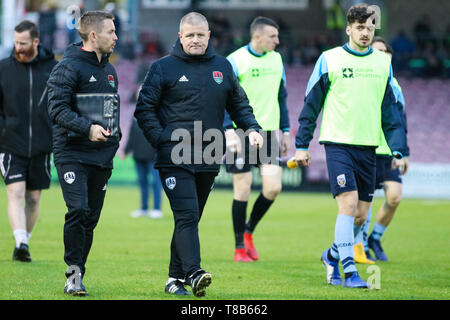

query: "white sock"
left=166, top=277, right=184, bottom=284
left=27, top=232, right=32, bottom=242
left=13, top=229, right=28, bottom=247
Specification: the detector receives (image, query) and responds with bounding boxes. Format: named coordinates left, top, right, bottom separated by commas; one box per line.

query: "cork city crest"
left=213, top=71, right=223, bottom=84
left=108, top=74, right=115, bottom=88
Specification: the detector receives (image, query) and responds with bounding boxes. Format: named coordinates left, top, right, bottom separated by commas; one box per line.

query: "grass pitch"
left=0, top=184, right=449, bottom=300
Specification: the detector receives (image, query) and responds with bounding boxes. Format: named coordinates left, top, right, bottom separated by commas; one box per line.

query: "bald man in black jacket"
left=135, top=12, right=263, bottom=297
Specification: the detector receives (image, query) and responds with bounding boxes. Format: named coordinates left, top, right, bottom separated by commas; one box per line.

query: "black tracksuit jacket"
left=47, top=42, right=120, bottom=168
left=124, top=118, right=157, bottom=162
left=134, top=39, right=261, bottom=173
left=0, top=45, right=57, bottom=157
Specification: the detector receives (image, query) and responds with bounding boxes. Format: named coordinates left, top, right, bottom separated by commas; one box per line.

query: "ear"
left=33, top=37, right=40, bottom=46
left=178, top=32, right=182, bottom=40
left=89, top=30, right=96, bottom=42
left=345, top=25, right=351, bottom=36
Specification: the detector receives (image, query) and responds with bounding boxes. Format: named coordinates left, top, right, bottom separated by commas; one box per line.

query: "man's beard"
left=356, top=35, right=371, bottom=49
left=99, top=41, right=115, bottom=55
left=14, top=46, right=36, bottom=63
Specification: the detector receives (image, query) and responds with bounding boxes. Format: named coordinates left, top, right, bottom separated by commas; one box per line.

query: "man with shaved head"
left=223, top=16, right=290, bottom=263
left=135, top=12, right=262, bottom=297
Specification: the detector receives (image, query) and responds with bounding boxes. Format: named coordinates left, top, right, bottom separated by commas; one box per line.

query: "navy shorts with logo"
left=324, top=144, right=376, bottom=202
left=225, top=130, right=279, bottom=174
left=375, top=155, right=402, bottom=190
left=0, top=152, right=51, bottom=190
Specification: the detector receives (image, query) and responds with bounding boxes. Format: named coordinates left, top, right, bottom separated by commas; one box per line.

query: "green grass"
left=0, top=184, right=449, bottom=300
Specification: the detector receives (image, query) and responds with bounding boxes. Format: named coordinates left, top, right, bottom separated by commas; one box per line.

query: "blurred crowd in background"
left=27, top=1, right=450, bottom=79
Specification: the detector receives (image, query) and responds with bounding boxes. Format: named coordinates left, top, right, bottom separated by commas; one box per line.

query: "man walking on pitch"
left=293, top=3, right=407, bottom=288
left=0, top=20, right=57, bottom=262
left=355, top=36, right=410, bottom=262
left=135, top=12, right=262, bottom=297
left=223, top=16, right=290, bottom=262
left=47, top=11, right=120, bottom=296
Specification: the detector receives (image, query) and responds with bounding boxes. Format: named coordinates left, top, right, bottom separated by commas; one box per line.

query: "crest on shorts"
left=235, top=156, right=245, bottom=170
left=213, top=71, right=223, bottom=84
left=165, top=177, right=176, bottom=190
left=64, top=171, right=76, bottom=184
left=337, top=174, right=346, bottom=187
left=108, top=75, right=115, bottom=88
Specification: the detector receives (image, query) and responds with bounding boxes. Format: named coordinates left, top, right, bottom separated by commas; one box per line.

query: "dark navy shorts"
left=324, top=144, right=376, bottom=202
left=375, top=155, right=402, bottom=190
left=0, top=152, right=51, bottom=190
left=225, top=130, right=279, bottom=174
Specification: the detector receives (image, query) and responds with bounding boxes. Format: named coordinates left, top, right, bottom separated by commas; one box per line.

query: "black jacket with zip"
left=0, top=45, right=57, bottom=157
left=47, top=42, right=120, bottom=169
left=135, top=38, right=261, bottom=173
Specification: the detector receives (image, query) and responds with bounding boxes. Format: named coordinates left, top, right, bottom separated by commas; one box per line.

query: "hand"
left=89, top=124, right=109, bottom=142
left=392, top=157, right=409, bottom=175
left=225, top=129, right=242, bottom=154
left=118, top=153, right=127, bottom=160
left=280, top=132, right=291, bottom=157
left=248, top=131, right=263, bottom=149
left=294, top=149, right=311, bottom=167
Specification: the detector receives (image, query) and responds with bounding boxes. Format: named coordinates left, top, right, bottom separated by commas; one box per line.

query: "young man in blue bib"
left=293, top=3, right=408, bottom=288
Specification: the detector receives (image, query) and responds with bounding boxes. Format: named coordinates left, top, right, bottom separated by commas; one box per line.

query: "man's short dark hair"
left=250, top=16, right=279, bottom=37
left=372, top=36, right=394, bottom=55
left=14, top=20, right=39, bottom=39
left=346, top=3, right=375, bottom=25
left=77, top=11, right=114, bottom=42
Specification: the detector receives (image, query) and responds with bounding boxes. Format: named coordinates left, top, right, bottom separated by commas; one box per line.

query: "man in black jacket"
left=135, top=12, right=263, bottom=297
left=47, top=11, right=119, bottom=296
left=0, top=20, right=57, bottom=263
left=123, top=118, right=163, bottom=219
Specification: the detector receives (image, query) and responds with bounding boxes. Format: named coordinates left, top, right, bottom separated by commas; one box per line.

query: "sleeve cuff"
left=392, top=151, right=403, bottom=159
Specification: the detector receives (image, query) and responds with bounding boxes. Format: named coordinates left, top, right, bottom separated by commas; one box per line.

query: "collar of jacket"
left=63, top=41, right=110, bottom=67
left=10, top=44, right=55, bottom=65
left=170, top=38, right=216, bottom=62
left=342, top=42, right=373, bottom=56
left=246, top=43, right=267, bottom=57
